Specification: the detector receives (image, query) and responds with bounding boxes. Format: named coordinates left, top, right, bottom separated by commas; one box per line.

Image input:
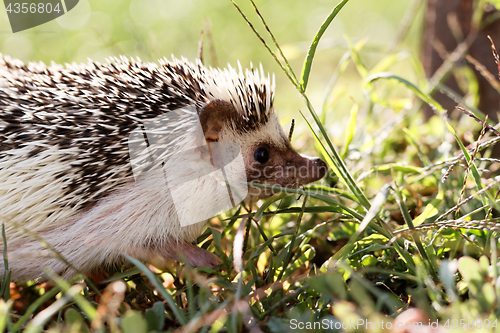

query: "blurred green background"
left=0, top=0, right=424, bottom=140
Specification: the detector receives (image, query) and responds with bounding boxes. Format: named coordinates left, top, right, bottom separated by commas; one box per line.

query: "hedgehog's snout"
left=311, top=158, right=327, bottom=181
left=295, top=154, right=327, bottom=185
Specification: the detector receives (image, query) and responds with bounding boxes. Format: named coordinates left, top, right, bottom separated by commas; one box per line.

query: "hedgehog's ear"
left=199, top=99, right=238, bottom=142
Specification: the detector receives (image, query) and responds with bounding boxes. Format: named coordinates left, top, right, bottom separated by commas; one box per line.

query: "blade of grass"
left=446, top=121, right=489, bottom=207
left=233, top=0, right=367, bottom=210
left=341, top=102, right=358, bottom=159
left=24, top=287, right=77, bottom=333
left=44, top=270, right=97, bottom=321
left=123, top=253, right=187, bottom=326
left=277, top=196, right=308, bottom=281
left=248, top=0, right=298, bottom=84
left=412, top=186, right=444, bottom=226
left=392, top=182, right=438, bottom=280
left=1, top=223, right=10, bottom=301
left=300, top=0, right=351, bottom=93
left=301, top=103, right=371, bottom=209
left=322, top=50, right=352, bottom=115
left=365, top=72, right=445, bottom=114
left=346, top=37, right=368, bottom=78
left=103, top=267, right=141, bottom=284
left=12, top=286, right=62, bottom=332
left=230, top=0, right=298, bottom=88
left=333, top=184, right=390, bottom=263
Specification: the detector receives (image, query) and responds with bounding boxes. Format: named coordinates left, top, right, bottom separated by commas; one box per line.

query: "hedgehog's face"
left=235, top=115, right=327, bottom=201
left=200, top=100, right=327, bottom=201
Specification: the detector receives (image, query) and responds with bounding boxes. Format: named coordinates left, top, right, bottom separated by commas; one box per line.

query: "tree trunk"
left=423, top=0, right=500, bottom=122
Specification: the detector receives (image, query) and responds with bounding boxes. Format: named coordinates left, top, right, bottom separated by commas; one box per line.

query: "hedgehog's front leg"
left=125, top=239, right=223, bottom=269
left=163, top=241, right=223, bottom=268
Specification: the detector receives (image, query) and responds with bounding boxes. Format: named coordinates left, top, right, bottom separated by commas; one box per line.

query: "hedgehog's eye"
left=254, top=147, right=269, bottom=164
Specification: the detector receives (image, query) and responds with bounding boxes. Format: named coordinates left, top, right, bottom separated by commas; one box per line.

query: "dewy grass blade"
left=299, top=0, right=350, bottom=93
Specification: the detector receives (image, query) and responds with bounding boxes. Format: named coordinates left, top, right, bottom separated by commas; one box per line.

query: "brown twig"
left=465, top=54, right=500, bottom=94
left=437, top=176, right=500, bottom=222
left=456, top=106, right=500, bottom=136
left=488, top=35, right=500, bottom=80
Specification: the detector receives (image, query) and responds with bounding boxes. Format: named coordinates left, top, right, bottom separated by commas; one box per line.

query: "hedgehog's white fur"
left=0, top=55, right=324, bottom=280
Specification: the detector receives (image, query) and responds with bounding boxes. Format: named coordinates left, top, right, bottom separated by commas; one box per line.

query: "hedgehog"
left=0, top=54, right=327, bottom=281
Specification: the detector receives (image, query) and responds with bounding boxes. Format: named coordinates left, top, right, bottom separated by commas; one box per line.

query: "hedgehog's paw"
left=168, top=242, right=223, bottom=269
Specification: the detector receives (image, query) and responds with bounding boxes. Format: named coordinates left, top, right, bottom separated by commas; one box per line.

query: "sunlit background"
left=0, top=0, right=424, bottom=148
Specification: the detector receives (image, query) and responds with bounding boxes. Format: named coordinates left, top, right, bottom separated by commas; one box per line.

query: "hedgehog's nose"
left=313, top=158, right=327, bottom=179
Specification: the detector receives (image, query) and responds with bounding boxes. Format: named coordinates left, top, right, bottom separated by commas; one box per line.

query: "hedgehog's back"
left=0, top=56, right=201, bottom=240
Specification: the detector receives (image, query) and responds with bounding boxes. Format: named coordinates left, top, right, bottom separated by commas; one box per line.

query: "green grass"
left=2, top=0, right=500, bottom=332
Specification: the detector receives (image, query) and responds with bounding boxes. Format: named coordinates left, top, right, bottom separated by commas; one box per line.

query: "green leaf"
left=458, top=256, right=483, bottom=295
left=281, top=245, right=315, bottom=279
left=65, top=308, right=91, bottom=333
left=413, top=187, right=444, bottom=225
left=307, top=272, right=347, bottom=300
left=122, top=311, right=148, bottom=333
left=146, top=302, right=165, bottom=332
left=341, top=102, right=358, bottom=158
left=361, top=254, right=377, bottom=267
left=346, top=37, right=368, bottom=78
left=0, top=300, right=12, bottom=333
left=300, top=0, right=350, bottom=92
